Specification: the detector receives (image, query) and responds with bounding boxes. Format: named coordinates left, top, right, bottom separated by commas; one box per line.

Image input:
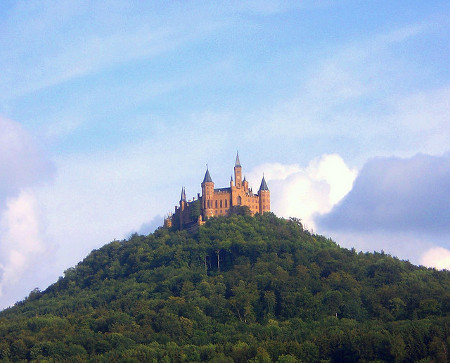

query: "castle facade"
left=165, top=153, right=270, bottom=229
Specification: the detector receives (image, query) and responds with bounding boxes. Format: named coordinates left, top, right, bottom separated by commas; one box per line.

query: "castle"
left=165, top=153, right=270, bottom=230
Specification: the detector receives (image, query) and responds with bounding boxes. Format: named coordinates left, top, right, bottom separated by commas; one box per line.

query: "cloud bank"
left=317, top=153, right=450, bottom=269
left=0, top=117, right=54, bottom=203
left=317, top=153, right=450, bottom=234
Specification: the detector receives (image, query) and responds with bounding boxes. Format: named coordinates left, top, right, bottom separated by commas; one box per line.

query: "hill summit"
left=0, top=213, right=449, bottom=362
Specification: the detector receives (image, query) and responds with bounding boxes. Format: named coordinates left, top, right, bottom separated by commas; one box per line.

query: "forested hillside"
left=0, top=213, right=449, bottom=362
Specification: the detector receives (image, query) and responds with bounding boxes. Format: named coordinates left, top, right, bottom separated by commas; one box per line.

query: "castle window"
left=225, top=200, right=227, bottom=208
left=215, top=200, right=218, bottom=208
left=237, top=196, right=241, bottom=205
left=220, top=200, right=223, bottom=208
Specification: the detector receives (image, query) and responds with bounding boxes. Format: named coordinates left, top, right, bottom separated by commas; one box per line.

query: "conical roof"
left=202, top=168, right=213, bottom=183
left=259, top=175, right=269, bottom=191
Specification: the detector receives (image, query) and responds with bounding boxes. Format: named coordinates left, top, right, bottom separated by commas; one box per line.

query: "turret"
left=258, top=175, right=270, bottom=214
left=201, top=167, right=214, bottom=218
left=234, top=151, right=242, bottom=188
left=180, top=187, right=187, bottom=210
left=243, top=176, right=249, bottom=192
left=180, top=187, right=186, bottom=203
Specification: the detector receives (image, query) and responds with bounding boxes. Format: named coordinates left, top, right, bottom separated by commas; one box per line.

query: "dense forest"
left=0, top=213, right=449, bottom=362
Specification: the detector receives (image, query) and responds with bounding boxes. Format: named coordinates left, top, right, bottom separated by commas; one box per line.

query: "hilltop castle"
left=165, top=153, right=270, bottom=230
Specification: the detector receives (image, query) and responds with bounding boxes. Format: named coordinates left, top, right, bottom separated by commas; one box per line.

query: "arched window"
left=237, top=196, right=241, bottom=205
left=220, top=200, right=223, bottom=208
left=225, top=200, right=228, bottom=208
left=215, top=200, right=218, bottom=208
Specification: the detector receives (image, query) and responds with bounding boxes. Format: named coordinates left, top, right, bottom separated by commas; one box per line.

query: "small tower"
left=201, top=167, right=214, bottom=219
left=179, top=187, right=187, bottom=229
left=243, top=176, right=249, bottom=192
left=180, top=187, right=187, bottom=205
left=234, top=151, right=242, bottom=188
left=258, top=175, right=270, bottom=214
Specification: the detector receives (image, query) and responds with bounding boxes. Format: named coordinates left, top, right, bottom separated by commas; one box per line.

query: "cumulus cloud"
left=0, top=117, right=54, bottom=309
left=420, top=247, right=450, bottom=270
left=250, top=154, right=357, bottom=230
left=0, top=191, right=46, bottom=299
left=317, top=153, right=450, bottom=234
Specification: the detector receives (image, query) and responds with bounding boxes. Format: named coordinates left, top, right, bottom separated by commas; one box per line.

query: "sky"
left=0, top=0, right=449, bottom=309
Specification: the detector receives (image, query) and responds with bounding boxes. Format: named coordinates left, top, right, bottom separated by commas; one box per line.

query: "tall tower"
left=258, top=175, right=270, bottom=214
left=201, top=167, right=214, bottom=219
left=234, top=151, right=242, bottom=188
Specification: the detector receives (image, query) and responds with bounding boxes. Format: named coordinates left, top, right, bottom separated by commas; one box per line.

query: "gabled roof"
left=202, top=168, right=213, bottom=183
left=259, top=175, right=269, bottom=191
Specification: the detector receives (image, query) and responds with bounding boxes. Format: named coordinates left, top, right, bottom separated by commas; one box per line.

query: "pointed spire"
left=202, top=166, right=213, bottom=183
left=259, top=174, right=269, bottom=191
left=235, top=151, right=241, bottom=167
left=180, top=187, right=187, bottom=202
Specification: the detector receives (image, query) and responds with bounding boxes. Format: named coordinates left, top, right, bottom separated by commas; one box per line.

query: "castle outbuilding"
left=165, top=153, right=270, bottom=230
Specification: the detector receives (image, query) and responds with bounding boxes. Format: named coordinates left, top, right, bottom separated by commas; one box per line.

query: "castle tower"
left=179, top=187, right=187, bottom=229
left=258, top=175, right=270, bottom=214
left=234, top=151, right=242, bottom=188
left=201, top=167, right=214, bottom=219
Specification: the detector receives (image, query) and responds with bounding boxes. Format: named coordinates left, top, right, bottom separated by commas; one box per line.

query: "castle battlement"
left=165, top=153, right=270, bottom=230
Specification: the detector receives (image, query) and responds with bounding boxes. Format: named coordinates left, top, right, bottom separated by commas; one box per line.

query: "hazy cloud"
left=135, top=215, right=164, bottom=236
left=249, top=24, right=449, bottom=162
left=317, top=153, right=450, bottom=234
left=0, top=116, right=54, bottom=203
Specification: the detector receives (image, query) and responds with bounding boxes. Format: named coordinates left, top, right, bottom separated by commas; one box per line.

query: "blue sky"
left=0, top=0, right=449, bottom=309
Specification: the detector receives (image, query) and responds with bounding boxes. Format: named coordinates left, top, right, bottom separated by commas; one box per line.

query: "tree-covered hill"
left=0, top=213, right=449, bottom=362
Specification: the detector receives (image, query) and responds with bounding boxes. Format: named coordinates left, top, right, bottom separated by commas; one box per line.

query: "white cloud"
left=0, top=190, right=48, bottom=306
left=420, top=247, right=450, bottom=270
left=0, top=117, right=55, bottom=309
left=250, top=154, right=357, bottom=230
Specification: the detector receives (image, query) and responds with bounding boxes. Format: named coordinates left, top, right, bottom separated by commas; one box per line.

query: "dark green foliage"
left=0, top=213, right=449, bottom=362
left=189, top=199, right=201, bottom=221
